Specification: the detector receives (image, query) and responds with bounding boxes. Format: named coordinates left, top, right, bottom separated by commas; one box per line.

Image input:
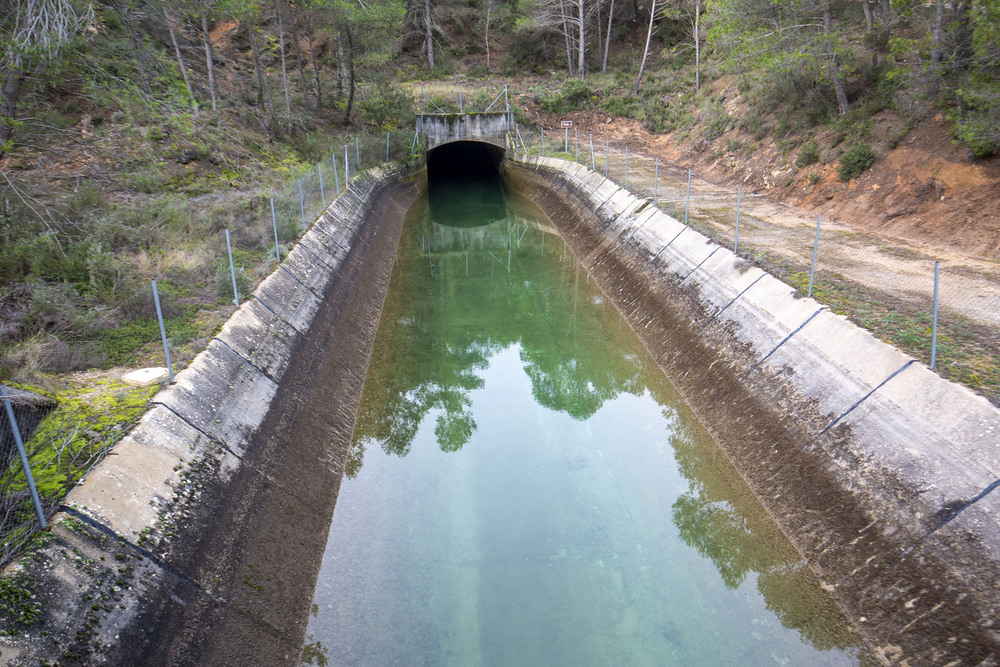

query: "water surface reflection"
left=303, top=189, right=865, bottom=665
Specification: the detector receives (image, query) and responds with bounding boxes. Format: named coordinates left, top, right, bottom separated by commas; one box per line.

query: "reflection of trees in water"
left=349, top=209, right=648, bottom=474
left=346, top=200, right=861, bottom=656
left=670, top=426, right=861, bottom=653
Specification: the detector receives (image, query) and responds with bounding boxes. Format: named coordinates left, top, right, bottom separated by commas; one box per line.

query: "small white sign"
left=561, top=120, right=573, bottom=128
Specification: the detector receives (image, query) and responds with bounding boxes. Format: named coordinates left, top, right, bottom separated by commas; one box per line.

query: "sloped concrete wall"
left=506, top=155, right=1000, bottom=664
left=0, top=165, right=424, bottom=665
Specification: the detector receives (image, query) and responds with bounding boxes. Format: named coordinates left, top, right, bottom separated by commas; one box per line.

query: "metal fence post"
left=1, top=386, right=46, bottom=529
left=225, top=229, right=239, bottom=306
left=541, top=129, right=545, bottom=157
left=605, top=139, right=609, bottom=176
left=355, top=137, right=360, bottom=166
left=590, top=134, right=595, bottom=170
left=931, top=261, right=940, bottom=369
left=734, top=186, right=742, bottom=253
left=318, top=163, right=325, bottom=208
left=345, top=145, right=350, bottom=184
left=808, top=215, right=821, bottom=297
left=386, top=131, right=390, bottom=162
left=298, top=179, right=305, bottom=229
left=151, top=279, right=174, bottom=383
left=625, top=146, right=629, bottom=190
left=271, top=197, right=281, bottom=263
left=564, top=126, right=568, bottom=152
left=333, top=153, right=340, bottom=192
left=654, top=157, right=659, bottom=205
left=685, top=168, right=692, bottom=224
left=574, top=127, right=578, bottom=161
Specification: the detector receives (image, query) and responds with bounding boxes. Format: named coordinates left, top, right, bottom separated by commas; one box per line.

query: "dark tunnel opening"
left=426, top=141, right=507, bottom=228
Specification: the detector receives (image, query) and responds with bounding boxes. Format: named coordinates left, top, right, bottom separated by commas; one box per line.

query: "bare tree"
left=1, top=0, right=93, bottom=161
left=275, top=0, right=293, bottom=134
left=425, top=0, right=435, bottom=70
left=823, top=0, right=848, bottom=115
left=201, top=10, right=218, bottom=111
left=164, top=4, right=198, bottom=111
left=633, top=0, right=656, bottom=93
left=602, top=0, right=615, bottom=73
left=485, top=0, right=492, bottom=72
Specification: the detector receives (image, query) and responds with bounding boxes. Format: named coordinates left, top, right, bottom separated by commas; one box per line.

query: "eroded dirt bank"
left=504, top=159, right=1000, bottom=665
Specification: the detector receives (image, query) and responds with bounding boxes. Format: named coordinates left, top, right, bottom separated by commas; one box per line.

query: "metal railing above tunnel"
left=416, top=85, right=513, bottom=152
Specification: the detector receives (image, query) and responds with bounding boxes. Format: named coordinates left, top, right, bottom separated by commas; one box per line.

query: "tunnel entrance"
left=427, top=141, right=506, bottom=228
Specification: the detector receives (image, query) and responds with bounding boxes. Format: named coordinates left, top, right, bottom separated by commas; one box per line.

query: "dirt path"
left=531, top=133, right=1000, bottom=330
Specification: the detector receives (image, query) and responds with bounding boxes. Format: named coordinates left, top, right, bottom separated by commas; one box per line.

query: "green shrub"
left=701, top=99, right=730, bottom=141
left=540, top=79, right=593, bottom=114
left=215, top=261, right=251, bottom=302
left=837, top=143, right=876, bottom=181
left=796, top=140, right=820, bottom=168
left=359, top=81, right=414, bottom=131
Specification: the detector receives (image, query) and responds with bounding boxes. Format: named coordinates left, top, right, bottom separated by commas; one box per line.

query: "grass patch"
left=763, top=258, right=1000, bottom=406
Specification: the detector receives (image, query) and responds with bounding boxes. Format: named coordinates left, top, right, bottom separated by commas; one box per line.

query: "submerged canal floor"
left=300, top=185, right=868, bottom=666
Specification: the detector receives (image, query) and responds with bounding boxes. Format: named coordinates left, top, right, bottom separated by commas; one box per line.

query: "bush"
left=701, top=99, right=730, bottom=141
left=837, top=143, right=876, bottom=181
left=215, top=261, right=251, bottom=302
left=796, top=140, right=820, bottom=168
left=540, top=79, right=593, bottom=114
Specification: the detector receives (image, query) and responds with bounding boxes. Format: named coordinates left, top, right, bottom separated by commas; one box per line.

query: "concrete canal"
left=4, top=140, right=998, bottom=666
left=299, top=182, right=866, bottom=665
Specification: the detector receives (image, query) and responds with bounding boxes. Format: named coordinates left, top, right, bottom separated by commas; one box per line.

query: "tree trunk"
left=862, top=0, right=877, bottom=68
left=306, top=29, right=322, bottom=107
left=287, top=2, right=311, bottom=108
left=336, top=38, right=345, bottom=99
left=633, top=0, right=656, bottom=94
left=823, top=1, right=849, bottom=115
left=165, top=7, right=197, bottom=111
left=485, top=0, right=492, bottom=73
left=577, top=0, right=586, bottom=79
left=201, top=12, right=217, bottom=112
left=930, top=0, right=943, bottom=99
left=694, top=0, right=700, bottom=91
left=276, top=1, right=293, bottom=135
left=602, top=0, right=614, bottom=74
left=560, top=0, right=575, bottom=76
left=425, top=0, right=435, bottom=70
left=343, top=26, right=356, bottom=126
left=249, top=25, right=273, bottom=119
left=0, top=66, right=24, bottom=162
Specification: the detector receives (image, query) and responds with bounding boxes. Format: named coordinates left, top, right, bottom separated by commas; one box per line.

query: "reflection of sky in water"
left=300, top=192, right=866, bottom=667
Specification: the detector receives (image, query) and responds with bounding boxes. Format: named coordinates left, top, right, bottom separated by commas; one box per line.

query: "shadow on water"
left=322, top=186, right=866, bottom=664
left=427, top=141, right=506, bottom=229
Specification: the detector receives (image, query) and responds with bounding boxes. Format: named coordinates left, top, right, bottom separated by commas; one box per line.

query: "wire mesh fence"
left=513, top=125, right=1000, bottom=406
left=0, top=384, right=151, bottom=566
left=0, top=127, right=422, bottom=566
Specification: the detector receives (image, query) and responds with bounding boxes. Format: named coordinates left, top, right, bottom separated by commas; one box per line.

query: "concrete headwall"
left=506, top=156, right=1000, bottom=664
left=0, top=166, right=424, bottom=665
left=420, top=111, right=510, bottom=151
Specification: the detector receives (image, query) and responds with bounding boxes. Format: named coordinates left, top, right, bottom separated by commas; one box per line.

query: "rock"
left=177, top=148, right=197, bottom=164
left=122, top=367, right=169, bottom=386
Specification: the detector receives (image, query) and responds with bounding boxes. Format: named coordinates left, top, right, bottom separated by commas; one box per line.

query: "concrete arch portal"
left=420, top=111, right=510, bottom=152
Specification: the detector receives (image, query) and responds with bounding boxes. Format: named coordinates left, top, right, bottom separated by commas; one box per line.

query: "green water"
left=300, top=186, right=865, bottom=666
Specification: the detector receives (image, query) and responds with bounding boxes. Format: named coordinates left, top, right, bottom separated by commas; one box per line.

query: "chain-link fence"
left=0, top=128, right=423, bottom=566
left=512, top=126, right=1000, bottom=407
